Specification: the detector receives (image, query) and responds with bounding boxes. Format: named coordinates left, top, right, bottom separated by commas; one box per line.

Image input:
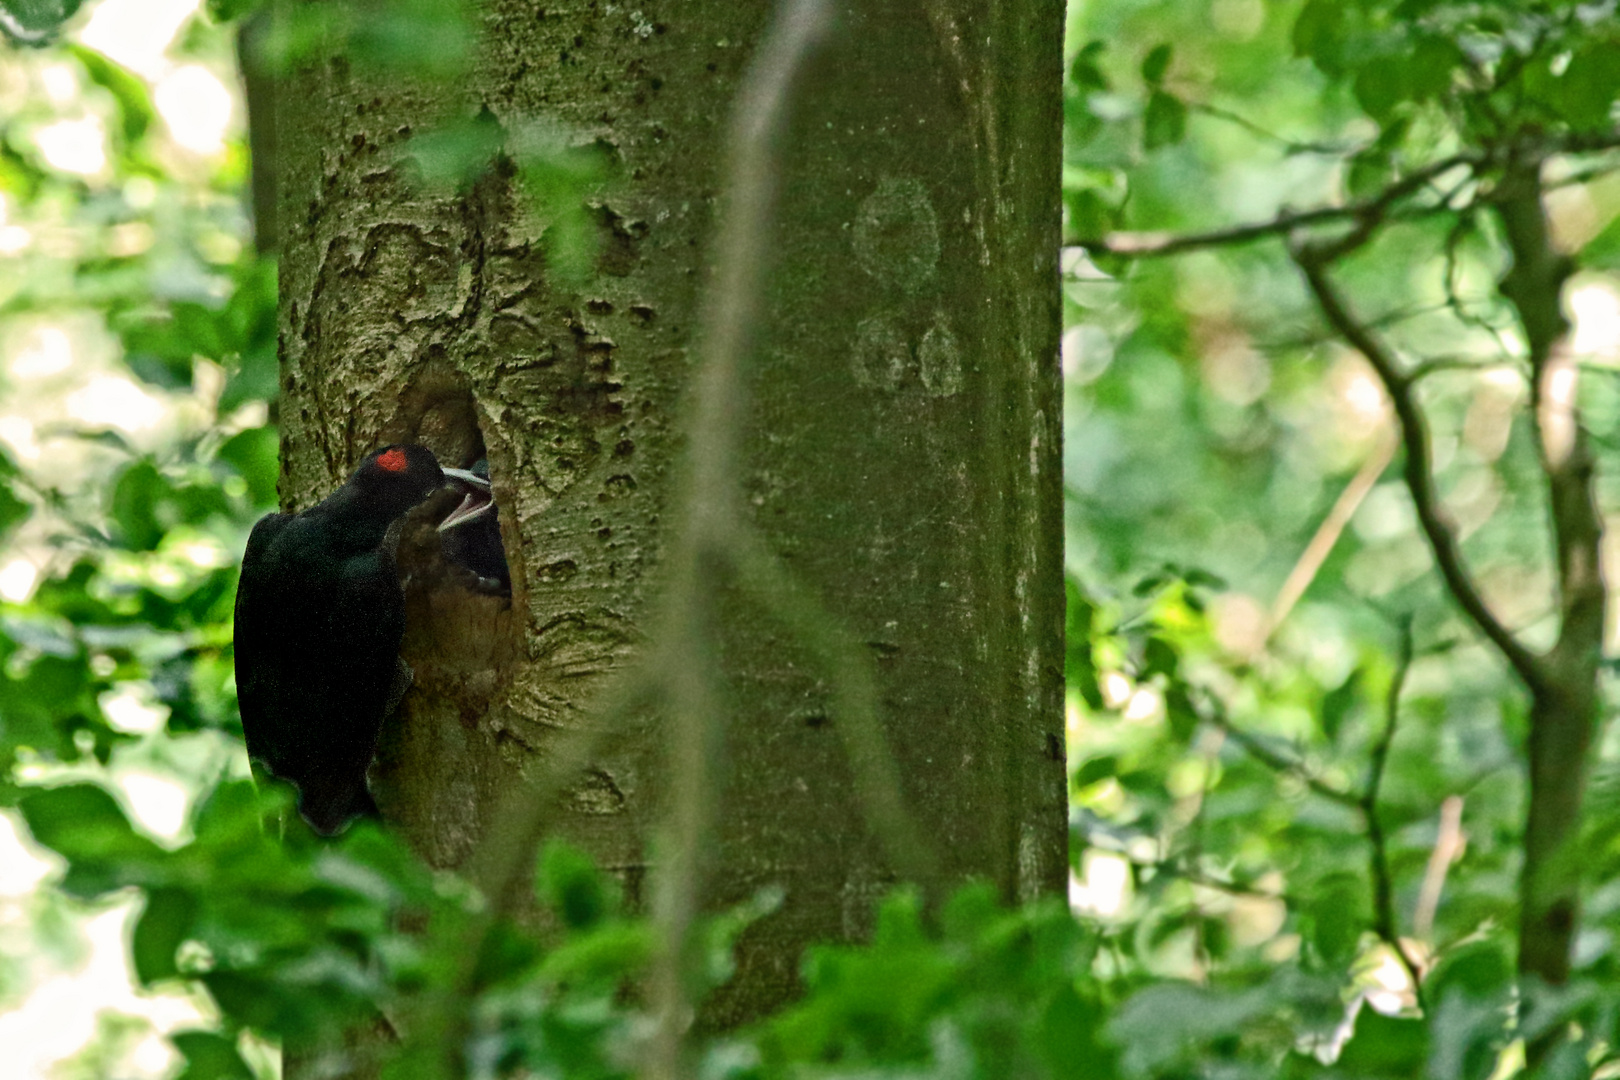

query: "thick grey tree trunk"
left=273, top=0, right=1065, bottom=1031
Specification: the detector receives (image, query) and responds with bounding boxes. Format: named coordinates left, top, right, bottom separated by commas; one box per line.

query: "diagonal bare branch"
left=1290, top=245, right=1545, bottom=694
left=1073, top=152, right=1479, bottom=258
left=1071, top=130, right=1620, bottom=261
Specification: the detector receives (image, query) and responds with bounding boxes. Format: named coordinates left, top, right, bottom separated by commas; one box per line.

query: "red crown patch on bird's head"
left=376, top=447, right=409, bottom=473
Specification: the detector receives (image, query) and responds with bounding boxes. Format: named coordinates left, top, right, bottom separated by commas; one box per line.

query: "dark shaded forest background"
left=1, top=0, right=1620, bottom=1077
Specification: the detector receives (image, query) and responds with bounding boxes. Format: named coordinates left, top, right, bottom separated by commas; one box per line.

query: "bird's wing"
left=323, top=550, right=407, bottom=725
left=283, top=550, right=404, bottom=832
left=233, top=512, right=294, bottom=764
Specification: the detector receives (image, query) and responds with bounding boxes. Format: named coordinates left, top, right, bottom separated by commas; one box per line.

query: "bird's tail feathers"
left=297, top=778, right=380, bottom=836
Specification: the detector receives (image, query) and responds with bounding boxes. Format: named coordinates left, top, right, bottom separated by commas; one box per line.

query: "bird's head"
left=347, top=444, right=448, bottom=519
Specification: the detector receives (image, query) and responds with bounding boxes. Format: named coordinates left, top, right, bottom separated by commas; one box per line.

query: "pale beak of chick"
left=438, top=468, right=494, bottom=532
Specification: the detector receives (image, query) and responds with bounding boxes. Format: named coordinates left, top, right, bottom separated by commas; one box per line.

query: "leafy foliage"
left=6, top=0, right=1620, bottom=1075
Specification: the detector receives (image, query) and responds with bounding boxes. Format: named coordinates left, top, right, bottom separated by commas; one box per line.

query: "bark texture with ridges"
left=273, top=0, right=1065, bottom=1028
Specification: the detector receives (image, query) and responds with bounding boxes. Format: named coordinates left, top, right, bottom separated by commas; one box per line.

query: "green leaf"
left=1581, top=206, right=1620, bottom=270
left=1354, top=64, right=1405, bottom=125
left=109, top=459, right=168, bottom=551
left=1066, top=577, right=1104, bottom=709
left=1143, top=636, right=1179, bottom=679
left=133, top=886, right=197, bottom=984
left=1165, top=683, right=1199, bottom=742
left=1143, top=91, right=1186, bottom=151
left=217, top=260, right=280, bottom=413
left=1039, top=983, right=1117, bottom=1079
left=0, top=479, right=30, bottom=546
left=18, top=783, right=161, bottom=868
left=1132, top=572, right=1168, bottom=597
left=1551, top=45, right=1620, bottom=131
left=172, top=1030, right=254, bottom=1080
left=1141, top=44, right=1172, bottom=86
left=516, top=132, right=608, bottom=286
left=217, top=426, right=280, bottom=508
left=1428, top=939, right=1512, bottom=1000
left=120, top=315, right=198, bottom=390
left=1337, top=1009, right=1429, bottom=1072
left=1346, top=148, right=1394, bottom=201
left=408, top=110, right=507, bottom=189
left=536, top=840, right=617, bottom=930
left=205, top=0, right=263, bottom=21
left=68, top=45, right=153, bottom=144
left=1407, top=37, right=1459, bottom=103
left=0, top=0, right=85, bottom=41
left=1070, top=40, right=1109, bottom=92
left=1320, top=669, right=1360, bottom=742
left=1073, top=756, right=1118, bottom=789
left=1291, top=0, right=1345, bottom=74
left=1065, top=188, right=1117, bottom=244
left=1310, top=874, right=1365, bottom=965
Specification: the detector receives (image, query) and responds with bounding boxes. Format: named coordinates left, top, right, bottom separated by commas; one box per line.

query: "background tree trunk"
left=273, top=0, right=1065, bottom=1027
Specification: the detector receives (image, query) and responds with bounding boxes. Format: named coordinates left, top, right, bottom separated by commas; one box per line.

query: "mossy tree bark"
left=272, top=0, right=1065, bottom=1034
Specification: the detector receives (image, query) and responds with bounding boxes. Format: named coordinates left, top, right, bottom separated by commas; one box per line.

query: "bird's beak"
left=438, top=493, right=494, bottom=531
left=438, top=468, right=495, bottom=532
left=441, top=467, right=490, bottom=490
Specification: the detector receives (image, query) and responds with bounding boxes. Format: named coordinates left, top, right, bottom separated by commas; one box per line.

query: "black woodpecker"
left=437, top=458, right=510, bottom=591
left=233, top=444, right=482, bottom=834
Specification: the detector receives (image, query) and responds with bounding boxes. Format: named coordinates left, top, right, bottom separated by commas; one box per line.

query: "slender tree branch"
left=1207, top=708, right=1359, bottom=808
left=1290, top=245, right=1546, bottom=694
left=1256, top=300, right=1464, bottom=353
left=1070, top=131, right=1620, bottom=261
left=1072, top=152, right=1478, bottom=258
left=645, top=4, right=834, bottom=1075
left=1267, top=428, right=1396, bottom=639
left=1406, top=354, right=1525, bottom=384
left=1188, top=101, right=1354, bottom=156
left=1362, top=620, right=1423, bottom=1000
left=1413, top=794, right=1466, bottom=940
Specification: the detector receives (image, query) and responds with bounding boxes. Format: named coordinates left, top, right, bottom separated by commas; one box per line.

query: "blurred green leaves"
left=1061, top=0, right=1620, bottom=1073
left=66, top=44, right=154, bottom=144
left=407, top=112, right=611, bottom=285
left=256, top=0, right=473, bottom=81
left=117, top=259, right=278, bottom=410
left=0, top=0, right=84, bottom=44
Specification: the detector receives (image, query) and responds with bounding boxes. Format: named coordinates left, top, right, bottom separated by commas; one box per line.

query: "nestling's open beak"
left=438, top=468, right=494, bottom=532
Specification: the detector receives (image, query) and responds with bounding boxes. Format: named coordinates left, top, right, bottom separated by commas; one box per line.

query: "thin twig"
left=1413, top=794, right=1466, bottom=940
left=1188, top=101, right=1354, bottom=156
left=645, top=3, right=833, bottom=1075
left=1362, top=619, right=1423, bottom=1000
left=1267, top=427, right=1397, bottom=639
left=1291, top=245, right=1545, bottom=694
left=1208, top=708, right=1359, bottom=808
left=1406, top=354, right=1525, bottom=384
left=1256, top=300, right=1464, bottom=353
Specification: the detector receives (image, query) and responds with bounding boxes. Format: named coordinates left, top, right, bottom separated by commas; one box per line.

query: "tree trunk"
left=272, top=0, right=1065, bottom=1033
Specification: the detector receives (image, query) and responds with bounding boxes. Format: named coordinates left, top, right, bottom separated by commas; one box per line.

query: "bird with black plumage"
left=233, top=444, right=484, bottom=835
